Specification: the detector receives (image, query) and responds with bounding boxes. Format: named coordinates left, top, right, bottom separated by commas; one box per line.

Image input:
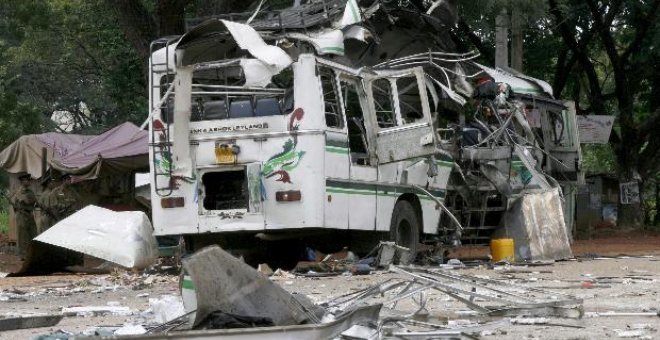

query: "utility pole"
left=511, top=6, right=524, bottom=72
left=495, top=8, right=509, bottom=69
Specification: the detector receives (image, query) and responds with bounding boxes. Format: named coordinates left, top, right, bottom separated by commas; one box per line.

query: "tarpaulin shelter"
left=0, top=122, right=149, bottom=243
left=0, top=122, right=149, bottom=181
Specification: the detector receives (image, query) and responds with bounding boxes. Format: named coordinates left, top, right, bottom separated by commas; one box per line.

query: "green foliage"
left=455, top=0, right=549, bottom=49
left=0, top=0, right=146, bottom=138
left=0, top=211, right=7, bottom=234
left=581, top=144, right=617, bottom=175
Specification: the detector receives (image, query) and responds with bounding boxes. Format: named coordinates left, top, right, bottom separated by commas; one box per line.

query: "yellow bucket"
left=490, top=238, right=515, bottom=262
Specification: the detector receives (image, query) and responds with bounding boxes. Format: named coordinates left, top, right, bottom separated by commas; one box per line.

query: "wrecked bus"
left=148, top=1, right=581, bottom=262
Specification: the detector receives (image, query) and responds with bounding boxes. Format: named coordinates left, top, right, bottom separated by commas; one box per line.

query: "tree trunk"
left=157, top=0, right=189, bottom=36
left=108, top=0, right=157, bottom=62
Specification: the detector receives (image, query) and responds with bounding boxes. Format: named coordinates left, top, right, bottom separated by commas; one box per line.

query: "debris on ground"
left=292, top=242, right=416, bottom=277
left=5, top=249, right=660, bottom=339
left=89, top=244, right=582, bottom=339
left=61, top=305, right=132, bottom=317
left=34, top=205, right=159, bottom=270
left=181, top=245, right=325, bottom=328
left=325, top=265, right=583, bottom=320
left=149, top=295, right=186, bottom=323
left=257, top=263, right=274, bottom=276
left=375, top=241, right=413, bottom=266
left=293, top=247, right=362, bottom=275
left=498, top=188, right=574, bottom=261
left=0, top=314, right=63, bottom=331
left=1, top=237, right=658, bottom=339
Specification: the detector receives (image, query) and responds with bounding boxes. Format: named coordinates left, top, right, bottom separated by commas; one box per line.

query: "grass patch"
left=0, top=210, right=8, bottom=234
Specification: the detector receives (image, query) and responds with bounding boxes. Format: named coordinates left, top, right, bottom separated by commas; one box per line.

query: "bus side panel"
left=149, top=113, right=199, bottom=236
left=424, top=158, right=453, bottom=234
left=405, top=159, right=444, bottom=235
left=375, top=160, right=448, bottom=235
left=324, top=132, right=350, bottom=229
left=420, top=199, right=441, bottom=235
left=260, top=53, right=325, bottom=230
left=376, top=163, right=401, bottom=232
left=261, top=133, right=325, bottom=229
left=150, top=174, right=199, bottom=236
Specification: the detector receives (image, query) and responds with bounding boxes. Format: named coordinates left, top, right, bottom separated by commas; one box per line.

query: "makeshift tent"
left=0, top=122, right=149, bottom=181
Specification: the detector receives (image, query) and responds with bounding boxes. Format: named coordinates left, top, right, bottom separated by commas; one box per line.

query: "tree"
left=547, top=0, right=660, bottom=227
left=0, top=0, right=146, bottom=137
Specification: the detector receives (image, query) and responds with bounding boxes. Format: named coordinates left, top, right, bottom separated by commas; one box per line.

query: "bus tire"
left=389, top=200, right=420, bottom=263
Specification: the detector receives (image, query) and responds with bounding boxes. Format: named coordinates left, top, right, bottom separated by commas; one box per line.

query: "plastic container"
left=490, top=238, right=515, bottom=262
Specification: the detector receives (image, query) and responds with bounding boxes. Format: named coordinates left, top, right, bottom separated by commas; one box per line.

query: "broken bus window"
left=372, top=78, right=396, bottom=128
left=340, top=78, right=370, bottom=165
left=319, top=67, right=344, bottom=129
left=161, top=66, right=294, bottom=123
left=396, top=76, right=425, bottom=125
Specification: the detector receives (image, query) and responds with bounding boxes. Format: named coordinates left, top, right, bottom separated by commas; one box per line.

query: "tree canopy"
left=0, top=0, right=147, bottom=137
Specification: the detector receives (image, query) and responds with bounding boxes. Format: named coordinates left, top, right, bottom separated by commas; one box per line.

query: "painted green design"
left=247, top=169, right=263, bottom=209
left=262, top=108, right=306, bottom=184
left=154, top=150, right=172, bottom=174
left=262, top=139, right=305, bottom=184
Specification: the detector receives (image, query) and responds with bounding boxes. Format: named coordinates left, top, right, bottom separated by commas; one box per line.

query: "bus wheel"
left=390, top=200, right=420, bottom=263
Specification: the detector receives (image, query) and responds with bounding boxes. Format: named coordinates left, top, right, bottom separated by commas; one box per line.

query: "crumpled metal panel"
left=181, top=245, right=319, bottom=327
left=502, top=188, right=573, bottom=261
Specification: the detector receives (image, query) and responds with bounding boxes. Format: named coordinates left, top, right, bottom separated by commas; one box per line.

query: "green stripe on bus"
left=328, top=187, right=445, bottom=201
left=325, top=146, right=349, bottom=154
left=181, top=279, right=195, bottom=290
left=327, top=187, right=376, bottom=196
left=326, top=139, right=348, bottom=148
left=326, top=179, right=445, bottom=199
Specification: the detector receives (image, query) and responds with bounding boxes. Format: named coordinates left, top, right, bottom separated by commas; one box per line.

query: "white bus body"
left=148, top=41, right=452, bottom=256
left=147, top=9, right=581, bottom=259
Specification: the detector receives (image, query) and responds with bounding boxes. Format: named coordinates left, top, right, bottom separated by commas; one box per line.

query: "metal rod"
left=139, top=82, right=176, bottom=131
left=412, top=185, right=463, bottom=231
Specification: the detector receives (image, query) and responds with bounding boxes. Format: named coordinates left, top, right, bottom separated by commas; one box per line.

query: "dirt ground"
left=1, top=233, right=660, bottom=339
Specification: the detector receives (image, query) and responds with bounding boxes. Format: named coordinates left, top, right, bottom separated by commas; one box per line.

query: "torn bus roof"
left=169, top=1, right=477, bottom=107
left=175, top=0, right=362, bottom=65
left=474, top=63, right=554, bottom=97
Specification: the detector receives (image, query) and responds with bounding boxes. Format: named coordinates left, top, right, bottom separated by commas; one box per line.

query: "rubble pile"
left=2, top=246, right=660, bottom=339
left=84, top=245, right=585, bottom=339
